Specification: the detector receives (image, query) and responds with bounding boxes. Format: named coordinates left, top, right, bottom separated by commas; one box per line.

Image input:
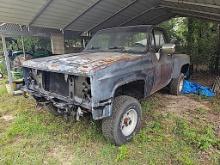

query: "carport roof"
left=0, top=0, right=219, bottom=34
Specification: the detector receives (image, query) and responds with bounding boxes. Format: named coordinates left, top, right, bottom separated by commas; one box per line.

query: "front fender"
left=91, top=70, right=154, bottom=120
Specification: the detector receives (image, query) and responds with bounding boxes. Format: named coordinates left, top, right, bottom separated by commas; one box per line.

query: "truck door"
left=151, top=29, right=173, bottom=92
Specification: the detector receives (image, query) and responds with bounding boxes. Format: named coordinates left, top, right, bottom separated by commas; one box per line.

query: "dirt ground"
left=0, top=73, right=219, bottom=164
left=191, top=72, right=218, bottom=87
left=154, top=93, right=220, bottom=135
left=157, top=72, right=220, bottom=136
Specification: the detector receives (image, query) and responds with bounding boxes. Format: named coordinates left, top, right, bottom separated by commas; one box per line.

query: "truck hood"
left=22, top=51, right=142, bottom=75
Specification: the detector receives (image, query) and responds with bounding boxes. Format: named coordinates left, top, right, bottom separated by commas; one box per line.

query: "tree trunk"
left=215, top=24, right=220, bottom=74
left=187, top=18, right=193, bottom=55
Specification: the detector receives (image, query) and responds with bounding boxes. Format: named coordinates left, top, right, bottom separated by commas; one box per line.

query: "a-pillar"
left=50, top=32, right=65, bottom=55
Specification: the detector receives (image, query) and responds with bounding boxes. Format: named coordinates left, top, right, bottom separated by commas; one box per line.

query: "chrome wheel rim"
left=179, top=79, right=184, bottom=92
left=120, top=108, right=138, bottom=136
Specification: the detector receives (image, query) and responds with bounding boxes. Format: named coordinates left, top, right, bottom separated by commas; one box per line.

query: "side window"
left=151, top=30, right=166, bottom=60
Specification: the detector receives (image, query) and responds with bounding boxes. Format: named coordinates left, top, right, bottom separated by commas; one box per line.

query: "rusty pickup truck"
left=22, top=25, right=190, bottom=145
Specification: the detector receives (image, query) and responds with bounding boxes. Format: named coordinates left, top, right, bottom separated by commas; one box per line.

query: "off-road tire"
left=102, top=95, right=142, bottom=146
left=0, top=73, right=3, bottom=79
left=170, top=73, right=185, bottom=95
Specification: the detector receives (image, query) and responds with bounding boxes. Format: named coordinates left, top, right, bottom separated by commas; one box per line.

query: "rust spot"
left=92, top=54, right=143, bottom=71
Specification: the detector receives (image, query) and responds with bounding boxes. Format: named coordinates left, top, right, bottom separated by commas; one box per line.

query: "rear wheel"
left=102, top=95, right=142, bottom=146
left=0, top=73, right=3, bottom=79
left=170, top=73, right=185, bottom=95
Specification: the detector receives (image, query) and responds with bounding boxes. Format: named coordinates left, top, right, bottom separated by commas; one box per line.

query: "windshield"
left=85, top=29, right=148, bottom=53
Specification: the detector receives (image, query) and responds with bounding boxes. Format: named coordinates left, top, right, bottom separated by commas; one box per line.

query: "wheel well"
left=181, top=64, right=190, bottom=79
left=181, top=64, right=190, bottom=74
left=114, top=80, right=145, bottom=100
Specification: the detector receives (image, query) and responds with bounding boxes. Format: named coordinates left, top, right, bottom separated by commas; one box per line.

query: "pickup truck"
left=22, top=25, right=190, bottom=145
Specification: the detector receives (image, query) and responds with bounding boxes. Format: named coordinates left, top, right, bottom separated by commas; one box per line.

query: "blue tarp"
left=182, top=80, right=215, bottom=97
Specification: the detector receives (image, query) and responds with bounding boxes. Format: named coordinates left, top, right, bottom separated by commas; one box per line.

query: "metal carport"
left=0, top=0, right=219, bottom=34
left=0, top=0, right=219, bottom=93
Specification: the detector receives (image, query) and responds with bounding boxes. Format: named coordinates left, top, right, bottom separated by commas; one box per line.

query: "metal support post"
left=1, top=34, right=13, bottom=92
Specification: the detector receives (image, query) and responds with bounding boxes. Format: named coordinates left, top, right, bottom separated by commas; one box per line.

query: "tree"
left=160, top=17, right=219, bottom=72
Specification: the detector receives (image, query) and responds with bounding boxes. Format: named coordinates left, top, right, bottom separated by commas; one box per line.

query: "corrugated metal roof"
left=160, top=0, right=220, bottom=22
left=0, top=23, right=60, bottom=37
left=33, top=0, right=99, bottom=29
left=0, top=0, right=46, bottom=25
left=0, top=0, right=219, bottom=34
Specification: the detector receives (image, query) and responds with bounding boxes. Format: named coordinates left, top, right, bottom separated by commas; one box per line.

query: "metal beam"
left=147, top=13, right=175, bottom=25
left=63, top=0, right=103, bottom=30
left=0, top=23, right=61, bottom=37
left=142, top=12, right=172, bottom=25
left=167, top=6, right=220, bottom=18
left=161, top=0, right=220, bottom=10
left=87, top=0, right=138, bottom=32
left=173, top=11, right=220, bottom=23
left=29, top=0, right=54, bottom=26
left=119, top=7, right=164, bottom=26
left=1, top=35, right=13, bottom=93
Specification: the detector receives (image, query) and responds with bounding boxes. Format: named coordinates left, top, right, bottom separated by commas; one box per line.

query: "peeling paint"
left=23, top=52, right=142, bottom=75
left=22, top=26, right=190, bottom=120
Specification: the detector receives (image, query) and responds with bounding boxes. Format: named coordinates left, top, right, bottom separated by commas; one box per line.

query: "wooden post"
left=1, top=35, right=13, bottom=92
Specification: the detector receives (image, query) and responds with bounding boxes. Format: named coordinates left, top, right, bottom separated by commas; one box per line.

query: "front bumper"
left=22, top=87, right=113, bottom=120
left=22, top=87, right=92, bottom=110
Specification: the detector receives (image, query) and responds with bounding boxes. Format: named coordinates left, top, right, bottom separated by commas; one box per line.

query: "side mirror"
left=161, top=43, right=176, bottom=55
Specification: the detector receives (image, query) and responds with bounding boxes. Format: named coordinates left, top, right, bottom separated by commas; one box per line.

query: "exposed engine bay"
left=23, top=68, right=92, bottom=120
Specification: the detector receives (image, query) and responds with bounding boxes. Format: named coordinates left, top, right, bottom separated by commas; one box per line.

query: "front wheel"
left=102, top=95, right=142, bottom=146
left=169, top=73, right=185, bottom=95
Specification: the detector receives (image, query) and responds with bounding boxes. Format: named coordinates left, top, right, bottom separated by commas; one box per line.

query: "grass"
left=0, top=83, right=219, bottom=164
left=0, top=78, right=7, bottom=96
left=0, top=85, right=7, bottom=96
left=174, top=118, right=219, bottom=150
left=211, top=96, right=220, bottom=114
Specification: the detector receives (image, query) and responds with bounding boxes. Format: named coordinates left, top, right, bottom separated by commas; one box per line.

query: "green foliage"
left=160, top=17, right=188, bottom=47
left=0, top=84, right=7, bottom=96
left=174, top=119, right=218, bottom=150
left=160, top=17, right=219, bottom=71
left=5, top=36, right=51, bottom=52
left=0, top=39, right=2, bottom=52
left=116, top=145, right=128, bottom=162
left=0, top=58, right=7, bottom=75
left=187, top=19, right=218, bottom=67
